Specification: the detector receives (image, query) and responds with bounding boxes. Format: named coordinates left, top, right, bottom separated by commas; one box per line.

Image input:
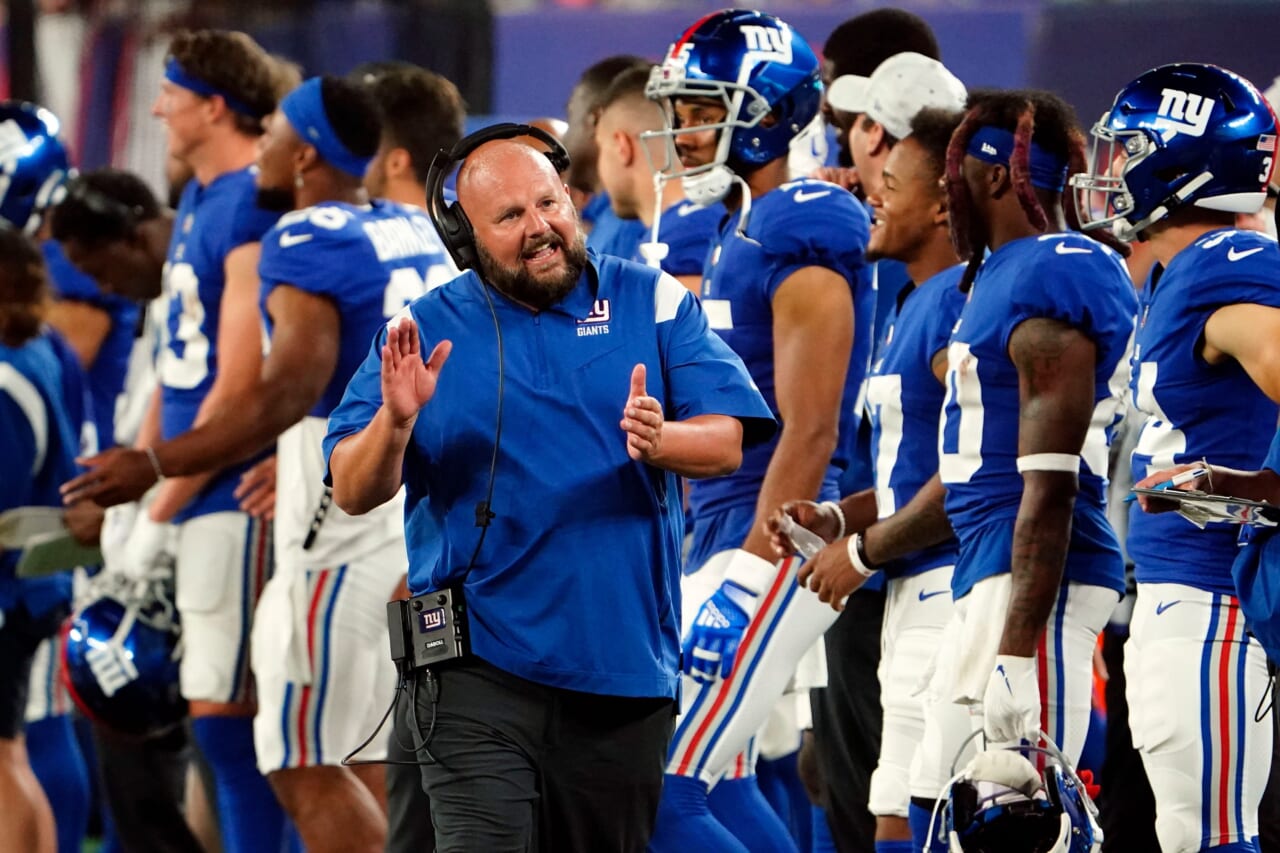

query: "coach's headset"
left=425, top=122, right=571, bottom=272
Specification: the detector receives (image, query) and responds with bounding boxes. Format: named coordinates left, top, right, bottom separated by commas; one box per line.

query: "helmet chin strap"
left=731, top=173, right=761, bottom=247
left=680, top=166, right=761, bottom=247
left=682, top=164, right=735, bottom=206
left=638, top=171, right=670, bottom=270
left=1121, top=170, right=1215, bottom=240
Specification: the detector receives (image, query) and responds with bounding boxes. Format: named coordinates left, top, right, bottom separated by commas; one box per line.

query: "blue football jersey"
left=258, top=200, right=456, bottom=419
left=941, top=232, right=1137, bottom=598
left=159, top=168, right=280, bottom=521
left=1127, top=228, right=1280, bottom=595
left=0, top=332, right=83, bottom=614
left=585, top=192, right=649, bottom=260
left=635, top=199, right=724, bottom=278
left=688, top=178, right=874, bottom=517
left=43, top=239, right=138, bottom=449
left=865, top=264, right=966, bottom=578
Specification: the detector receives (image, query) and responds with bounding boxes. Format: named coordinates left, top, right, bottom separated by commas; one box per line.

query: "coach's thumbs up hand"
left=621, top=364, right=664, bottom=463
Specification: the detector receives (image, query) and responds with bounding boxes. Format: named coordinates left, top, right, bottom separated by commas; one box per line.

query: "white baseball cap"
left=827, top=52, right=967, bottom=141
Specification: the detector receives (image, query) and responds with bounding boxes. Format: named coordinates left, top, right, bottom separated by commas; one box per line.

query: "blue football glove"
left=682, top=580, right=757, bottom=684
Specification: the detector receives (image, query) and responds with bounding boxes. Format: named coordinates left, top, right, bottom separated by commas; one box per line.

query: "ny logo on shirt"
left=577, top=299, right=612, bottom=337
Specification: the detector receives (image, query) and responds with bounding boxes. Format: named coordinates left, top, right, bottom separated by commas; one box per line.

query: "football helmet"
left=0, top=100, right=71, bottom=233
left=62, top=568, right=186, bottom=737
left=1072, top=63, right=1277, bottom=241
left=643, top=9, right=822, bottom=205
left=938, top=737, right=1102, bottom=853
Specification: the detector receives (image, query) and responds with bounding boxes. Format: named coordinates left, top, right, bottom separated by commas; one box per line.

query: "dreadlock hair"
left=945, top=88, right=1129, bottom=291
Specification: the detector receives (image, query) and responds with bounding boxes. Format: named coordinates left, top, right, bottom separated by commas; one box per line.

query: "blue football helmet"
left=1072, top=63, right=1277, bottom=241
left=940, top=739, right=1102, bottom=853
left=643, top=9, right=822, bottom=205
left=63, top=569, right=186, bottom=737
left=0, top=101, right=71, bottom=233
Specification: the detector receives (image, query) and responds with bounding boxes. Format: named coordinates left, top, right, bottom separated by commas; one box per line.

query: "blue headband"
left=280, top=78, right=372, bottom=179
left=966, top=125, right=1069, bottom=192
left=164, top=57, right=266, bottom=119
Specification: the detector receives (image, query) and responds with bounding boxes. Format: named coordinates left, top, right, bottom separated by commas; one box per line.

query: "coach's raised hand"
left=383, top=316, right=452, bottom=428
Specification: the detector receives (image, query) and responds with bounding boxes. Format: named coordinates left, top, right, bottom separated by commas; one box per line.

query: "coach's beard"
left=478, top=232, right=587, bottom=311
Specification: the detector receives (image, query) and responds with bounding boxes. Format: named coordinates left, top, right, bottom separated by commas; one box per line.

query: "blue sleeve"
left=756, top=186, right=870, bottom=302
left=229, top=190, right=282, bottom=247
left=661, top=205, right=721, bottom=277
left=1263, top=428, right=1280, bottom=474
left=259, top=209, right=366, bottom=301
left=42, top=240, right=110, bottom=307
left=655, top=273, right=776, bottom=446
left=922, top=266, right=968, bottom=358
left=0, top=393, right=38, bottom=512
left=1003, top=243, right=1131, bottom=350
left=322, top=323, right=389, bottom=483
left=43, top=330, right=90, bottom=457
left=1190, top=246, right=1280, bottom=312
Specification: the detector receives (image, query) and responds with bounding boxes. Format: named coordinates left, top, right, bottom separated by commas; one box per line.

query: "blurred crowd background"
left=4, top=0, right=1278, bottom=232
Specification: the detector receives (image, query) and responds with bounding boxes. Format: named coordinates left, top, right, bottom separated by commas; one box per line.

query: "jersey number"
left=157, top=262, right=210, bottom=389
left=939, top=342, right=984, bottom=484
left=1131, top=359, right=1187, bottom=473
left=382, top=266, right=453, bottom=318
left=865, top=374, right=904, bottom=515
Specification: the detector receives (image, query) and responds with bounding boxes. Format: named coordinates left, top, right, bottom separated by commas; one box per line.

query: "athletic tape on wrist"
left=1015, top=453, right=1080, bottom=474
left=144, top=446, right=166, bottom=482
left=722, top=548, right=778, bottom=597
left=845, top=533, right=879, bottom=578
left=821, top=500, right=846, bottom=540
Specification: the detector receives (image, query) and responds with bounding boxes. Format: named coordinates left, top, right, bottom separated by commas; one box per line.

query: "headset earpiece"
left=425, top=122, right=571, bottom=271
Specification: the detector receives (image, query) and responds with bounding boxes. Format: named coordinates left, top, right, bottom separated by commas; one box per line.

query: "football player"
left=0, top=99, right=95, bottom=853
left=564, top=54, right=652, bottom=257
left=0, top=228, right=85, bottom=853
left=1075, top=63, right=1280, bottom=853
left=593, top=63, right=723, bottom=290
left=643, top=10, right=873, bottom=852
left=356, top=61, right=465, bottom=217
left=772, top=106, right=968, bottom=853
left=64, top=74, right=448, bottom=853
left=144, top=30, right=289, bottom=852
left=818, top=7, right=941, bottom=190
left=49, top=169, right=221, bottom=853
left=801, top=89, right=1137, bottom=852
left=0, top=100, right=138, bottom=457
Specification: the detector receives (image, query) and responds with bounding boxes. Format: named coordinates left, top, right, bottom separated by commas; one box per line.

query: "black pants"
left=413, top=657, right=674, bottom=853
left=811, top=589, right=884, bottom=853
left=92, top=722, right=204, bottom=853
left=387, top=688, right=435, bottom=853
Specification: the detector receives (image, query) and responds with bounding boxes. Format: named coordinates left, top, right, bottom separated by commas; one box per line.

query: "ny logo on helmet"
left=741, top=24, right=792, bottom=63
left=0, top=119, right=30, bottom=174
left=86, top=643, right=140, bottom=698
left=1154, top=88, right=1215, bottom=139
